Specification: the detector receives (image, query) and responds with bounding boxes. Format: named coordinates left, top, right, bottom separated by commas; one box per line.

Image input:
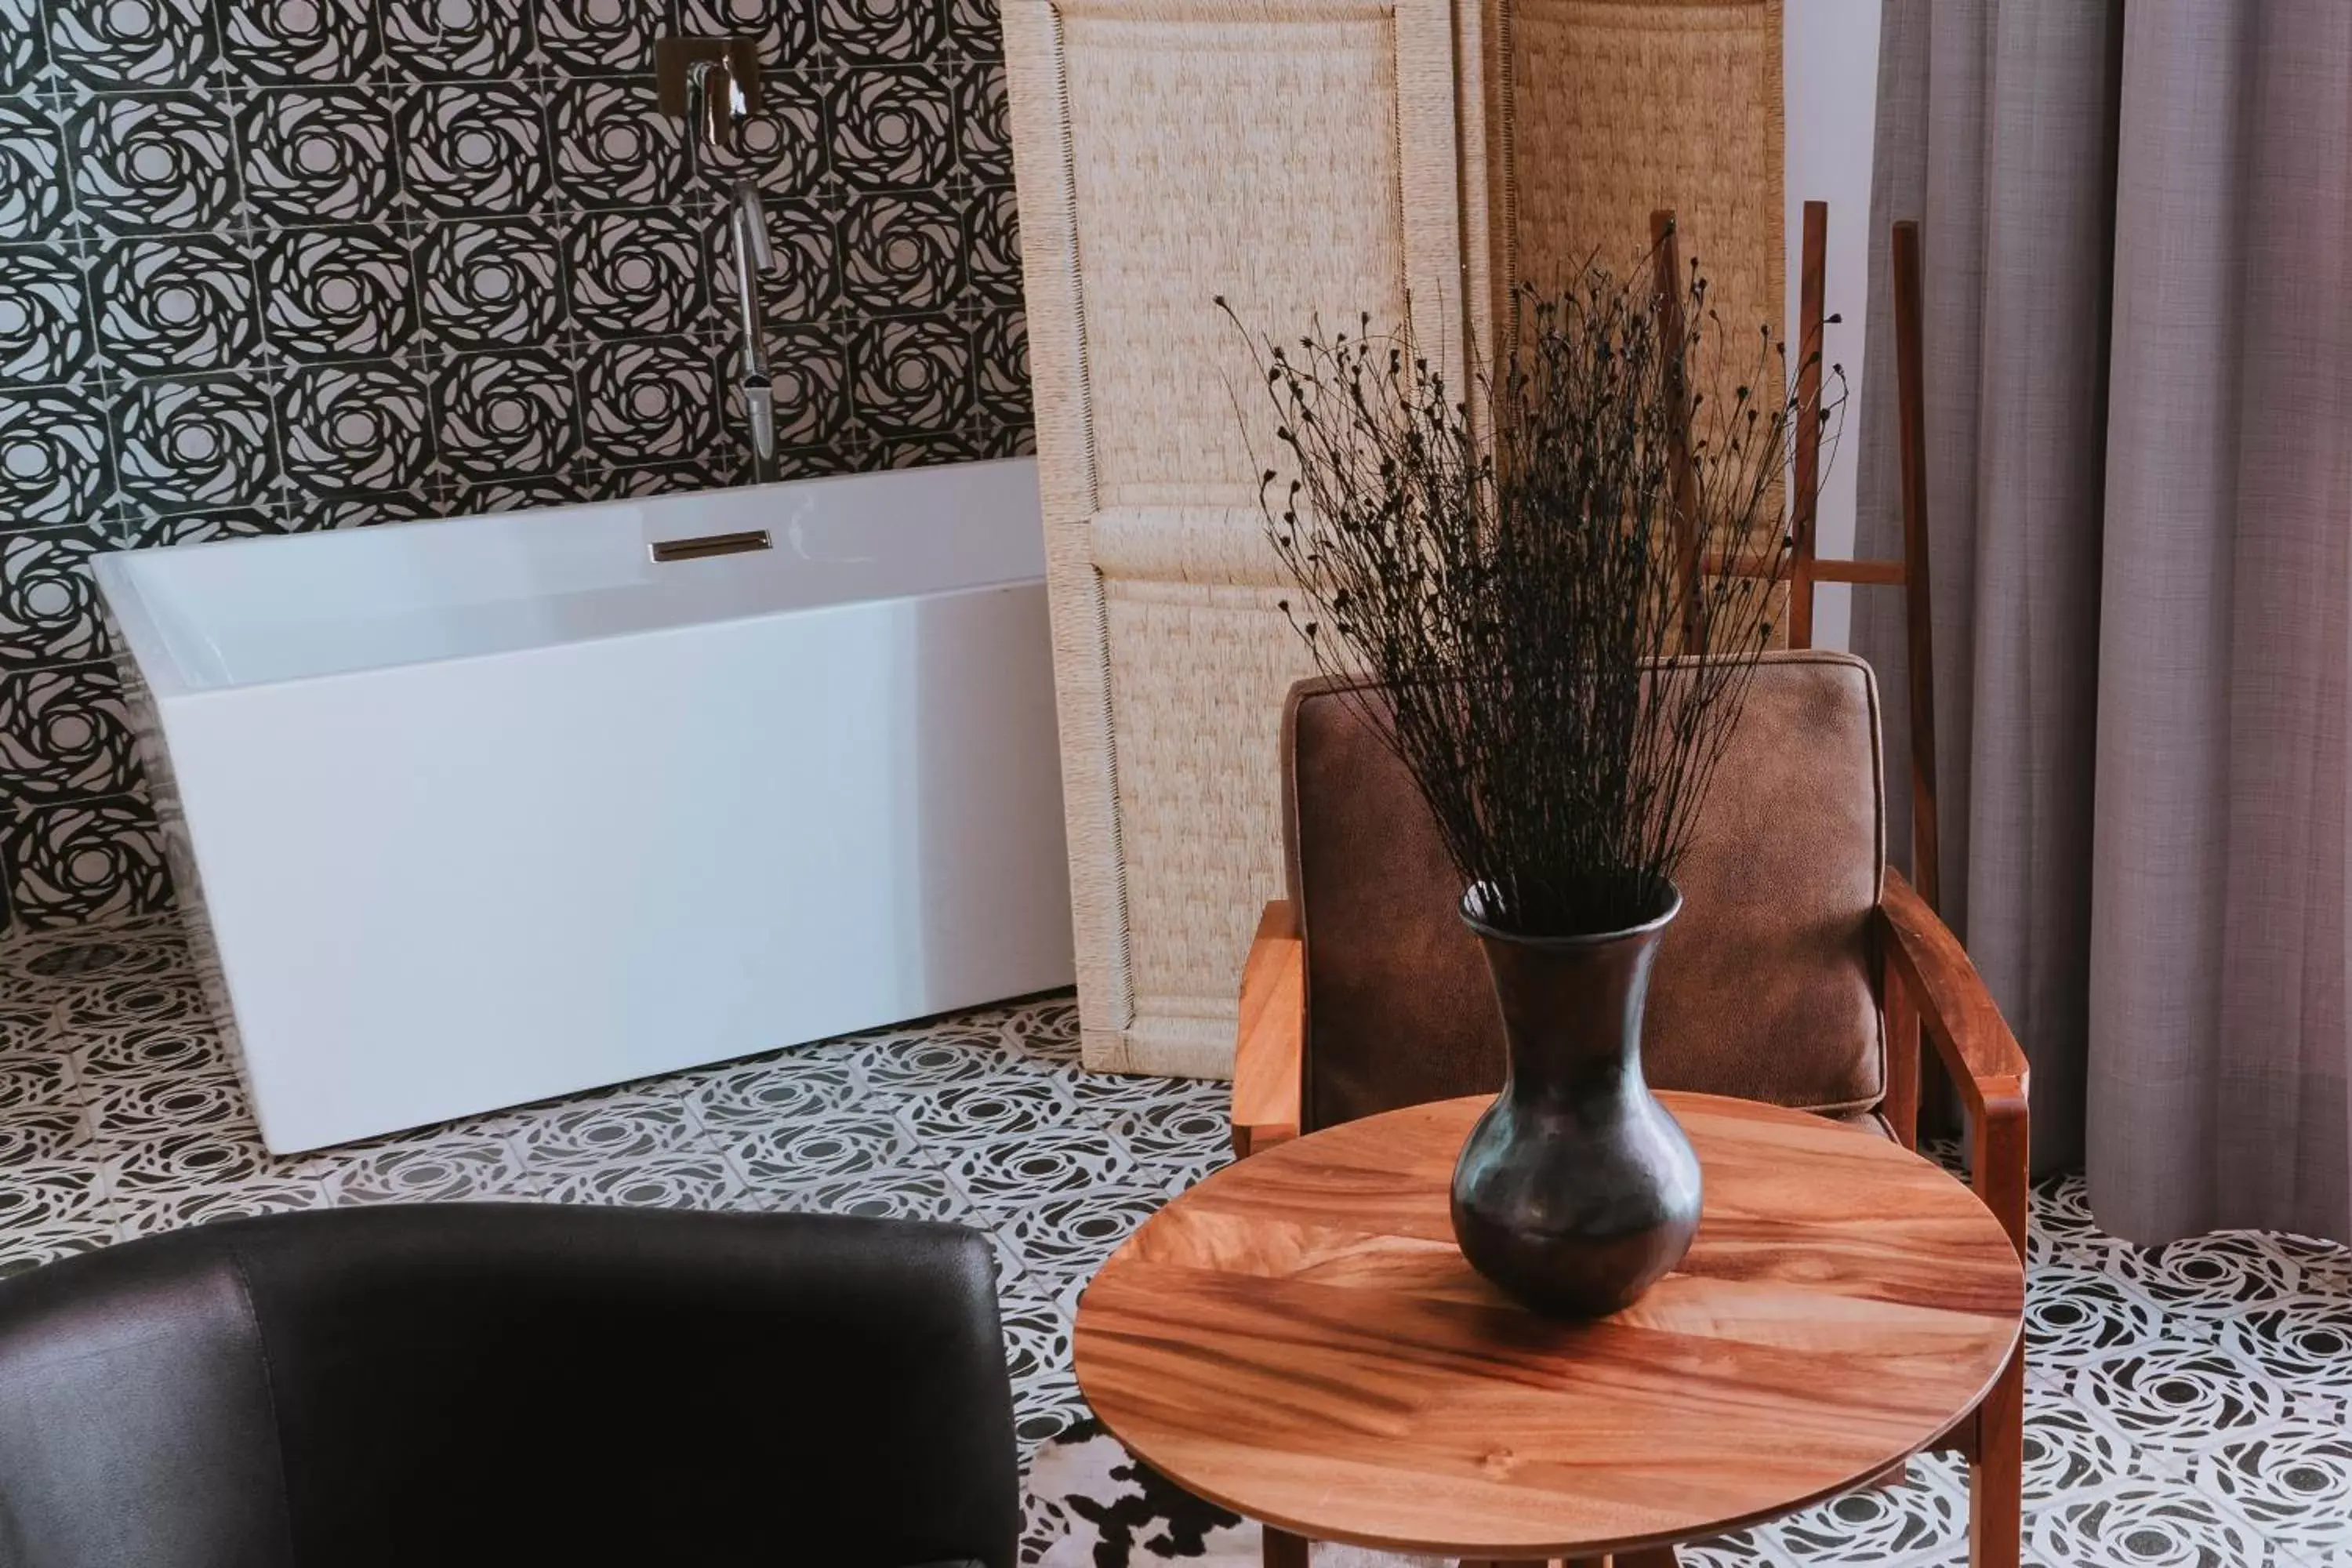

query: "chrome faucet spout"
left=732, top=179, right=775, bottom=273
left=728, top=178, right=779, bottom=484
left=672, top=45, right=781, bottom=484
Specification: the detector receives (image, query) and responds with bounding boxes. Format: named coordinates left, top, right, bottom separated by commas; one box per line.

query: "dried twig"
left=1222, top=243, right=1846, bottom=937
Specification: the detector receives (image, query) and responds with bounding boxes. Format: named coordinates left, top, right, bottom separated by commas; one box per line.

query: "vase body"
left=1450, top=885, right=1702, bottom=1317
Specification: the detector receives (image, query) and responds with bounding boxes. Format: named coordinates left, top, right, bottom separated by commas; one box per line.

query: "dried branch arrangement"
left=1225, top=247, right=1845, bottom=938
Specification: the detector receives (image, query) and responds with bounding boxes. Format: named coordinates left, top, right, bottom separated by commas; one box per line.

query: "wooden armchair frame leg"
left=1879, top=865, right=2029, bottom=1568
left=1233, top=900, right=1305, bottom=1159
left=1968, top=1106, right=2029, bottom=1568
left=1235, top=902, right=1307, bottom=1568
left=1263, top=1526, right=1308, bottom=1568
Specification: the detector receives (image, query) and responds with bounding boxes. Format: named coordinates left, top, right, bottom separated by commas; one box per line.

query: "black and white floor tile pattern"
left=0, top=916, right=2347, bottom=1566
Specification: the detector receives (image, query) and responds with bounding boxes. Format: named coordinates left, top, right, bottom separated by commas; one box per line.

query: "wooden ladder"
left=1650, top=202, right=1943, bottom=913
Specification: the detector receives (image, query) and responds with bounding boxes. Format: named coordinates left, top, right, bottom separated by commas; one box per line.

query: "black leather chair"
left=0, top=1203, right=1018, bottom=1568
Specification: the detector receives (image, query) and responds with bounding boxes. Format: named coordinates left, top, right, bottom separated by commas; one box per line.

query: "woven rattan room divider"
left=1004, top=0, right=1785, bottom=1076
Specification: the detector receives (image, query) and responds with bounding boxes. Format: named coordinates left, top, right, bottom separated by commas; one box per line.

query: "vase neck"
left=1470, top=917, right=1668, bottom=1105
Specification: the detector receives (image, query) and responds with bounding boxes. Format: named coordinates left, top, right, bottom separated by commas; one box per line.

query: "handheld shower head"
left=734, top=180, right=776, bottom=274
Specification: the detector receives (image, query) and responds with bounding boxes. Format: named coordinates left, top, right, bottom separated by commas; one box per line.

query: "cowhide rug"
left=1024, top=1420, right=1443, bottom=1568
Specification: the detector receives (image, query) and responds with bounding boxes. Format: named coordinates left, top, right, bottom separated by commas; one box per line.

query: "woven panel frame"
left=1008, top=0, right=1781, bottom=1078
left=1490, top=0, right=1784, bottom=365
left=1004, top=0, right=1472, bottom=1076
left=1484, top=0, right=1789, bottom=648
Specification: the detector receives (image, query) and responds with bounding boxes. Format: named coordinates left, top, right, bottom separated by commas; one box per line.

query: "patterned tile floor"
left=1, top=913, right=2349, bottom=1566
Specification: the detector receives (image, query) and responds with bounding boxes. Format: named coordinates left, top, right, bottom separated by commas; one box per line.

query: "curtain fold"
left=1857, top=0, right=2352, bottom=1242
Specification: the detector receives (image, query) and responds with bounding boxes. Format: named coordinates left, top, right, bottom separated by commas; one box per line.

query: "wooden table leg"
left=1264, top=1526, right=1309, bottom=1568
left=1970, top=1344, right=2024, bottom=1568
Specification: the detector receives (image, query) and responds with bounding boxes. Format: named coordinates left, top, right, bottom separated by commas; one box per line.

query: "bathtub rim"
left=94, top=459, right=1047, bottom=702
left=100, top=565, right=1051, bottom=705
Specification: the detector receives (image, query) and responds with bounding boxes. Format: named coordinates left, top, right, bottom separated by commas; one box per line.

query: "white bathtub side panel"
left=158, top=583, right=1074, bottom=1152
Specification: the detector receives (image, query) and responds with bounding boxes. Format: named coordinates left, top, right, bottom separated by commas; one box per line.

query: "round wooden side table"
left=1074, top=1092, right=2025, bottom=1566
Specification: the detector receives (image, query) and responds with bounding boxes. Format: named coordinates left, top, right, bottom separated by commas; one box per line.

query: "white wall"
left=1784, top=0, right=1882, bottom=652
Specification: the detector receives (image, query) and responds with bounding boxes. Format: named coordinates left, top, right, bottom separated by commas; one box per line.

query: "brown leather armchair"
left=1229, top=650, right=2029, bottom=1568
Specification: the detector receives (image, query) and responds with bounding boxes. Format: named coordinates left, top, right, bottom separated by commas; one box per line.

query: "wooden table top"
left=1073, top=1092, right=2025, bottom=1560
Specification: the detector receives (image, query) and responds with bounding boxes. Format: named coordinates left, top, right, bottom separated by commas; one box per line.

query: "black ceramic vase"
left=1450, top=883, right=1702, bottom=1318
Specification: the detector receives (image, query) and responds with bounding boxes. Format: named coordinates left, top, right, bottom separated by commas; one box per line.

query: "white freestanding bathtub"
left=95, top=459, right=1074, bottom=1152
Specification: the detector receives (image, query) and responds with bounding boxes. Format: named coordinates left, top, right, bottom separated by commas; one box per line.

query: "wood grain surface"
left=1075, top=1092, right=2024, bottom=1560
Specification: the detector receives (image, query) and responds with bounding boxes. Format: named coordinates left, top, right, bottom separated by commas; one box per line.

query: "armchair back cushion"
left=1282, top=649, right=1886, bottom=1131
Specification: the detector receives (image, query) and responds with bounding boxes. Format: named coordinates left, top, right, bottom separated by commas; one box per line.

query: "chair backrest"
left=1282, top=649, right=1886, bottom=1131
left=0, top=1204, right=1018, bottom=1568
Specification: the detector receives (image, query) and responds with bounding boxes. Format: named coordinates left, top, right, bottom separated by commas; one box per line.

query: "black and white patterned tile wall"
left=0, top=0, right=1030, bottom=930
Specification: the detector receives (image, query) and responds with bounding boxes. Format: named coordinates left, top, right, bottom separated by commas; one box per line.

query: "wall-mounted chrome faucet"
left=657, top=37, right=782, bottom=485
left=724, top=171, right=780, bottom=483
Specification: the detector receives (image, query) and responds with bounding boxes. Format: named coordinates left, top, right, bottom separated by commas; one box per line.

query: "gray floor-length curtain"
left=1853, top=0, right=2352, bottom=1244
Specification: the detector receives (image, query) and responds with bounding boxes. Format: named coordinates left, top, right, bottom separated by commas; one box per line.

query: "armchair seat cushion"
left=1825, top=1105, right=1897, bottom=1140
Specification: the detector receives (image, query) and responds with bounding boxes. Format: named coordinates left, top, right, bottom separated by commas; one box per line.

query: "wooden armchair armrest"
left=1878, top=865, right=2031, bottom=1260
left=1232, top=900, right=1303, bottom=1157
